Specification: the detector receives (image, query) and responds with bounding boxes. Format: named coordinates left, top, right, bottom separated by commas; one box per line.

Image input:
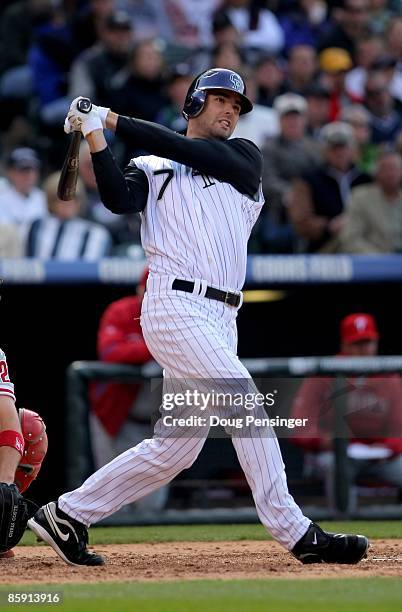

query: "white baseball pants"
left=59, top=277, right=311, bottom=549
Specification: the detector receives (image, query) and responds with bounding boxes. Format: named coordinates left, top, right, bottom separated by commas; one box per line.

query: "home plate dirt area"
left=0, top=540, right=402, bottom=584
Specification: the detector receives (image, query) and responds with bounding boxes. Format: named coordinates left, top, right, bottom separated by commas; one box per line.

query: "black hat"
left=104, top=11, right=132, bottom=30
left=212, top=12, right=233, bottom=33
left=7, top=147, right=40, bottom=170
left=304, top=83, right=331, bottom=99
left=371, top=55, right=397, bottom=71
left=166, top=63, right=193, bottom=84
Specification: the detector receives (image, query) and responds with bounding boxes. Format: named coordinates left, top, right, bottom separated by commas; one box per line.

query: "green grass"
left=20, top=521, right=402, bottom=546
left=1, top=578, right=401, bottom=612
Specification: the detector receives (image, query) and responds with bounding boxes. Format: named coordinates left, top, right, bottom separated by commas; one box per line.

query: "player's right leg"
left=27, top=502, right=105, bottom=566
left=28, top=412, right=208, bottom=565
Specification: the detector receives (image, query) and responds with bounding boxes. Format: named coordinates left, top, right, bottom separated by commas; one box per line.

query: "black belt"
left=172, top=279, right=241, bottom=308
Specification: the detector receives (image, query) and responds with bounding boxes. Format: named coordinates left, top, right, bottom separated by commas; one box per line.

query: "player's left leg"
left=219, top=319, right=368, bottom=563
left=231, top=423, right=311, bottom=549
left=28, top=366, right=211, bottom=566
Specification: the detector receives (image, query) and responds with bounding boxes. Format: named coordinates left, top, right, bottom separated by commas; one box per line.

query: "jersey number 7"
left=153, top=169, right=174, bottom=200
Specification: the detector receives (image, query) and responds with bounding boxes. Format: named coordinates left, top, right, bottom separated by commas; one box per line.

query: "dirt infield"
left=0, top=540, right=401, bottom=584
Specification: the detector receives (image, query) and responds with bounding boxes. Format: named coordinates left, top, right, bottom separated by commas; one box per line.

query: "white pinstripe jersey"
left=0, top=348, right=15, bottom=401
left=134, top=155, right=264, bottom=292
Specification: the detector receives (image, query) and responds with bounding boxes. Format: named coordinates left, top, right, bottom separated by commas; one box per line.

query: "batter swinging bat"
left=57, top=97, right=92, bottom=201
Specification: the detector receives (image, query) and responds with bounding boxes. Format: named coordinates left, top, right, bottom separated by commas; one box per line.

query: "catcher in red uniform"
left=0, top=348, right=48, bottom=556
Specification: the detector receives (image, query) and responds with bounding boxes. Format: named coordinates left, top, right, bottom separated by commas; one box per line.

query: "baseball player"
left=291, top=313, right=402, bottom=511
left=0, top=348, right=47, bottom=556
left=28, top=69, right=369, bottom=566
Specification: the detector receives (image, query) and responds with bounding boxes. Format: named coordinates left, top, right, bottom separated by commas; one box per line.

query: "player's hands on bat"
left=70, top=97, right=111, bottom=127
left=64, top=97, right=110, bottom=135
left=64, top=107, right=102, bottom=137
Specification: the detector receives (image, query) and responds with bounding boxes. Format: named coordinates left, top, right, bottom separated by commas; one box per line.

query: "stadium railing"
left=65, top=356, right=402, bottom=524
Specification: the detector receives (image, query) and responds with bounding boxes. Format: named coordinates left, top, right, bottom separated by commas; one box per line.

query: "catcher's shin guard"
left=292, top=522, right=369, bottom=564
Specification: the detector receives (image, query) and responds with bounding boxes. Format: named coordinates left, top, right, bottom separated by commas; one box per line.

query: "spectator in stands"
left=232, top=70, right=279, bottom=148
left=283, top=44, right=319, bottom=96
left=279, top=0, right=331, bottom=55
left=89, top=268, right=168, bottom=512
left=319, top=47, right=361, bottom=120
left=386, top=15, right=402, bottom=61
left=116, top=0, right=162, bottom=42
left=289, top=121, right=371, bottom=252
left=254, top=54, right=286, bottom=107
left=209, top=41, right=245, bottom=73
left=364, top=71, right=402, bottom=144
left=0, top=224, right=22, bottom=257
left=291, top=313, right=402, bottom=511
left=211, top=9, right=240, bottom=47
left=28, top=2, right=76, bottom=128
left=344, top=35, right=385, bottom=99
left=259, top=93, right=320, bottom=253
left=304, top=82, right=331, bottom=138
left=71, top=0, right=118, bottom=54
left=341, top=104, right=378, bottom=173
left=212, top=0, right=284, bottom=55
left=317, top=0, right=371, bottom=57
left=155, top=63, right=194, bottom=133
left=0, top=0, right=54, bottom=139
left=0, top=147, right=46, bottom=228
left=369, top=0, right=394, bottom=36
left=109, top=39, right=166, bottom=121
left=155, top=0, right=221, bottom=51
left=371, top=54, right=402, bottom=106
left=340, top=150, right=402, bottom=253
left=25, top=172, right=112, bottom=260
left=69, top=10, right=134, bottom=107
left=0, top=0, right=53, bottom=91
left=78, top=141, right=137, bottom=247
left=192, top=9, right=247, bottom=72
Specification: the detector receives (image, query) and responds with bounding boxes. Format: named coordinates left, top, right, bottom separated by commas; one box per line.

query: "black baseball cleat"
left=27, top=502, right=104, bottom=566
left=292, top=522, right=369, bottom=564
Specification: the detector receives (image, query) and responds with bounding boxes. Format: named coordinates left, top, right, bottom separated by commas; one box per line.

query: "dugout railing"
left=65, top=356, right=402, bottom=524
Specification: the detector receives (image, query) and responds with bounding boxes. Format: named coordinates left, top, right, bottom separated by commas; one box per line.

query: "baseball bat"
left=57, top=97, right=92, bottom=201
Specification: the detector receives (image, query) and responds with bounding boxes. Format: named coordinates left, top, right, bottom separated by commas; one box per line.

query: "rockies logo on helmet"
left=230, top=73, right=242, bottom=91
left=182, top=68, right=253, bottom=120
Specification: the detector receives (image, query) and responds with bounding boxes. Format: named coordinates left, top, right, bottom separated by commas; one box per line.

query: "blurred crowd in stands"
left=1, top=0, right=402, bottom=258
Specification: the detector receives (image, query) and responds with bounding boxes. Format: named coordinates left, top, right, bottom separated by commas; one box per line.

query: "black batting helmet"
left=182, top=68, right=253, bottom=121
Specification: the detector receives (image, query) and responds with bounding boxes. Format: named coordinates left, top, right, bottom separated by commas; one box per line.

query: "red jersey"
left=90, top=296, right=153, bottom=436
left=0, top=348, right=15, bottom=402
left=291, top=374, right=402, bottom=454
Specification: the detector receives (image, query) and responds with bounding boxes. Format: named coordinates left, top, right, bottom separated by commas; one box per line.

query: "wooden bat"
left=57, top=97, right=92, bottom=201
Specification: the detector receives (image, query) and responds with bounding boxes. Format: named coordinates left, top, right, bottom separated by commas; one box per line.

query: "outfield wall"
left=0, top=255, right=401, bottom=505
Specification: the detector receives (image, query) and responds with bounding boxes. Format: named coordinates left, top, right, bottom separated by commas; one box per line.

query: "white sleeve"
left=0, top=349, right=15, bottom=402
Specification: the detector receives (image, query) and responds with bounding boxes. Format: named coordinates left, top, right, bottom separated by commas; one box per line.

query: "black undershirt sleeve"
left=91, top=147, right=149, bottom=214
left=91, top=118, right=262, bottom=214
left=116, top=116, right=262, bottom=198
